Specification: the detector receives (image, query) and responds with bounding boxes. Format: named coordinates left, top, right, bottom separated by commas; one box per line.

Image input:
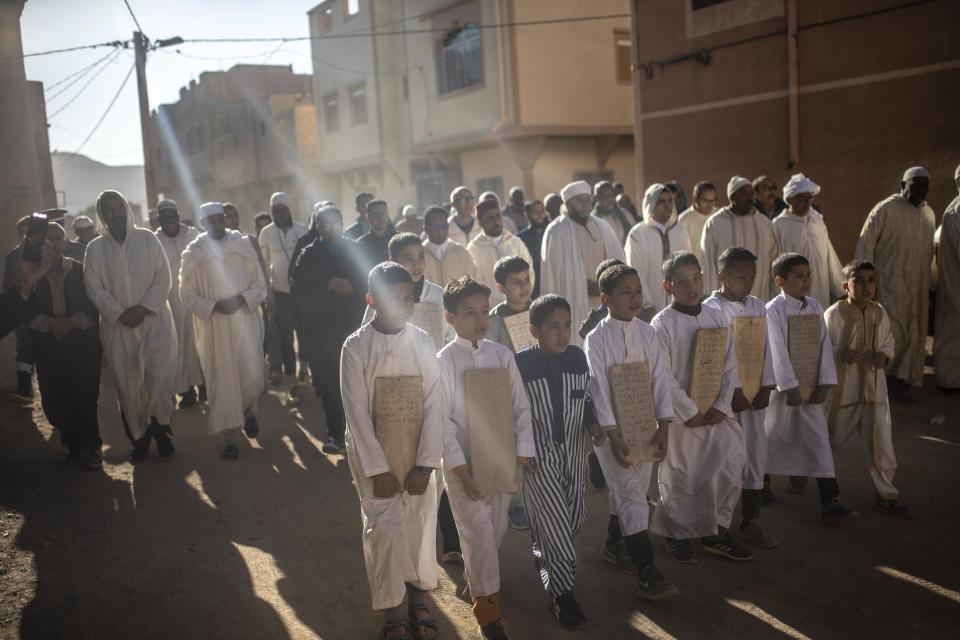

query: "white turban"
left=402, top=204, right=416, bottom=218
left=199, top=202, right=225, bottom=220
left=782, top=173, right=821, bottom=200
left=72, top=215, right=95, bottom=230
left=270, top=192, right=290, bottom=208
left=727, top=175, right=752, bottom=199
left=642, top=183, right=667, bottom=220
left=902, top=166, right=930, bottom=182
left=561, top=180, right=592, bottom=202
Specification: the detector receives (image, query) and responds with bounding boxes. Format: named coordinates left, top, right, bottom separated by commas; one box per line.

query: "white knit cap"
left=199, top=202, right=225, bottom=220
left=902, top=166, right=930, bottom=182
left=270, top=192, right=290, bottom=208
left=782, top=173, right=821, bottom=200
left=727, top=175, right=752, bottom=198
left=560, top=180, right=592, bottom=202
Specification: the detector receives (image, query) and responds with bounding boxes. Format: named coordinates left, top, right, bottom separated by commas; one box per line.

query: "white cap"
left=902, top=166, right=930, bottom=182
left=561, top=180, right=592, bottom=202
left=199, top=202, right=225, bottom=220
left=72, top=215, right=95, bottom=230
left=402, top=204, right=417, bottom=217
left=270, top=192, right=290, bottom=208
left=727, top=175, right=752, bottom=198
left=782, top=173, right=821, bottom=200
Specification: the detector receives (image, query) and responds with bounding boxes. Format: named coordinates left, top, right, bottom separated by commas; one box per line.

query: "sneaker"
left=638, top=564, right=679, bottom=600
left=222, top=442, right=240, bottom=461
left=477, top=620, right=510, bottom=640
left=788, top=476, right=808, bottom=494
left=874, top=495, right=912, bottom=519
left=738, top=521, right=780, bottom=548
left=508, top=504, right=531, bottom=531
left=551, top=591, right=586, bottom=629
left=178, top=388, right=198, bottom=409
left=285, top=384, right=300, bottom=406
left=604, top=540, right=638, bottom=574
left=588, top=451, right=606, bottom=489
left=664, top=538, right=698, bottom=564
left=81, top=450, right=103, bottom=470
left=441, top=550, right=463, bottom=563
left=761, top=483, right=778, bottom=506
left=702, top=529, right=754, bottom=561
left=243, top=414, right=260, bottom=439
left=61, top=451, right=83, bottom=467
left=821, top=497, right=859, bottom=523
left=322, top=436, right=345, bottom=455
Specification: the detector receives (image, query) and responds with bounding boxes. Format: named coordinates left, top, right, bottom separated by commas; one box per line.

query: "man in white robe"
left=467, top=199, right=535, bottom=305
left=701, top=176, right=779, bottom=300
left=448, top=186, right=481, bottom=248
left=179, top=203, right=267, bottom=461
left=934, top=164, right=960, bottom=393
left=83, top=190, right=177, bottom=460
left=625, top=184, right=692, bottom=317
left=855, top=166, right=936, bottom=399
left=541, top=180, right=625, bottom=348
left=772, top=174, right=844, bottom=310
left=678, top=181, right=718, bottom=264
left=155, top=199, right=203, bottom=407
left=340, top=263, right=443, bottom=636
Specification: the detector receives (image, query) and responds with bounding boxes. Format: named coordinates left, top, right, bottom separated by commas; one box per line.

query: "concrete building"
left=0, top=0, right=56, bottom=251
left=628, top=0, right=960, bottom=260
left=150, top=64, right=318, bottom=231
left=306, top=0, right=635, bottom=217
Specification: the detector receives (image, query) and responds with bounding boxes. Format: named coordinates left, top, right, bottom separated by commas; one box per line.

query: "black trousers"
left=15, top=325, right=33, bottom=371
left=268, top=291, right=297, bottom=376
left=34, top=338, right=102, bottom=452
left=438, top=490, right=461, bottom=553
left=309, top=334, right=347, bottom=441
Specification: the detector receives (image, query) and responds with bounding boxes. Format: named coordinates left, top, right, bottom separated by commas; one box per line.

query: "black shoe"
left=152, top=421, right=175, bottom=458
left=588, top=451, right=606, bottom=489
left=874, top=495, right=912, bottom=519
left=822, top=497, right=859, bottom=523
left=198, top=385, right=207, bottom=403
left=603, top=540, right=637, bottom=574
left=243, top=414, right=260, bottom=439
left=638, top=563, right=679, bottom=600
left=702, top=528, right=754, bottom=561
left=761, top=483, right=778, bottom=506
left=664, top=538, right=698, bottom=564
left=322, top=436, right=345, bottom=455
left=551, top=591, right=586, bottom=629
left=16, top=371, right=33, bottom=398
left=130, top=430, right=152, bottom=462
left=61, top=450, right=83, bottom=467
left=178, top=388, right=198, bottom=409
left=222, top=442, right=240, bottom=461
left=478, top=620, right=510, bottom=640
left=81, top=450, right=103, bottom=471
left=788, top=476, right=808, bottom=495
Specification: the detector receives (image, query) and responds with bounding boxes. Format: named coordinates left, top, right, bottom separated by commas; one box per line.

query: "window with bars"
left=436, top=23, right=483, bottom=96
left=323, top=92, right=339, bottom=133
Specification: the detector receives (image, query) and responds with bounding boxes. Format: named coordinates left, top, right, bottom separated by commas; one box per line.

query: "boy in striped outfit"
left=515, top=294, right=604, bottom=628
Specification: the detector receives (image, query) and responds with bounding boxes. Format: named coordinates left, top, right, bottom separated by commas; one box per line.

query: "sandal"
left=379, top=619, right=410, bottom=640
left=408, top=604, right=439, bottom=640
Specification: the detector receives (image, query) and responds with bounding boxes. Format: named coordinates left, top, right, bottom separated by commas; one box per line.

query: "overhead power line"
left=122, top=0, right=146, bottom=35
left=44, top=50, right=118, bottom=93
left=46, top=49, right=122, bottom=105
left=47, top=50, right=125, bottom=118
left=70, top=62, right=136, bottom=155
left=20, top=40, right=127, bottom=59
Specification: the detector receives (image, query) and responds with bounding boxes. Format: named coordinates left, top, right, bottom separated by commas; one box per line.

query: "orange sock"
left=472, top=591, right=501, bottom=627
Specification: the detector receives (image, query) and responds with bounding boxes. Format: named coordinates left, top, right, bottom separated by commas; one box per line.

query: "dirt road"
left=1, top=375, right=957, bottom=639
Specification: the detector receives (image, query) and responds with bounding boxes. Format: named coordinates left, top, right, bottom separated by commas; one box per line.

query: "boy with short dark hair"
left=438, top=276, right=534, bottom=640
left=578, top=258, right=625, bottom=340
left=585, top=264, right=679, bottom=599
left=340, top=262, right=444, bottom=640
left=825, top=260, right=910, bottom=518
left=765, top=252, right=856, bottom=522
left=703, top=247, right=779, bottom=547
left=486, top=255, right=534, bottom=351
left=515, top=294, right=603, bottom=628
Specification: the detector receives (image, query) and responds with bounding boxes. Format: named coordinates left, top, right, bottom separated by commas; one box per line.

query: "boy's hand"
left=807, top=385, right=831, bottom=405
left=608, top=431, right=632, bottom=469
left=870, top=351, right=888, bottom=369
left=703, top=408, right=725, bottom=425
left=785, top=388, right=803, bottom=407
left=731, top=388, right=751, bottom=412
left=588, top=423, right=606, bottom=446
left=653, top=423, right=669, bottom=462
left=403, top=468, right=431, bottom=496
left=372, top=472, right=400, bottom=498
left=685, top=412, right=705, bottom=428
left=753, top=387, right=773, bottom=410
left=840, top=347, right=860, bottom=364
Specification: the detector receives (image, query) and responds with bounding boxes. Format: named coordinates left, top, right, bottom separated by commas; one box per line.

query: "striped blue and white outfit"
left=515, top=345, right=593, bottom=598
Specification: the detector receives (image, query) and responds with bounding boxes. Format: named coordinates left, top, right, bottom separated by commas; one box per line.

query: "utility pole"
left=133, top=31, right=157, bottom=210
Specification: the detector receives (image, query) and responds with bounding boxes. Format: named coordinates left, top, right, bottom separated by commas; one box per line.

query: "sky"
left=21, top=0, right=322, bottom=167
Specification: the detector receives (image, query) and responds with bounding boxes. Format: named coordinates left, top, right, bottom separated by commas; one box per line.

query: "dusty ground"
left=1, top=371, right=958, bottom=640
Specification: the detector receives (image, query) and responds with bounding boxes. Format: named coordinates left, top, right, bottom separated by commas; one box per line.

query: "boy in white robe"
left=650, top=251, right=752, bottom=563
left=437, top=276, right=534, bottom=640
left=422, top=206, right=477, bottom=288
left=83, top=189, right=178, bottom=461
left=179, top=203, right=267, bottom=461
left=765, top=252, right=857, bottom=522
left=703, top=247, right=779, bottom=548
left=341, top=262, right=444, bottom=640
left=826, top=260, right=911, bottom=519
left=585, top=264, right=678, bottom=599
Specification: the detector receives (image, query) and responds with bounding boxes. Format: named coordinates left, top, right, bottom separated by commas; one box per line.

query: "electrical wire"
left=44, top=50, right=118, bottom=93
left=19, top=41, right=126, bottom=59
left=122, top=0, right=146, bottom=35
left=46, top=49, right=123, bottom=104
left=47, top=49, right=124, bottom=118
left=70, top=62, right=136, bottom=155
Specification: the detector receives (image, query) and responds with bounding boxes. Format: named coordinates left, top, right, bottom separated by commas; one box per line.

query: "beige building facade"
left=307, top=0, right=636, bottom=218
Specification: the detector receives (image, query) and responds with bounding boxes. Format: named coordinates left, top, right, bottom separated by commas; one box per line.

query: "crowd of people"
left=1, top=163, right=958, bottom=639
